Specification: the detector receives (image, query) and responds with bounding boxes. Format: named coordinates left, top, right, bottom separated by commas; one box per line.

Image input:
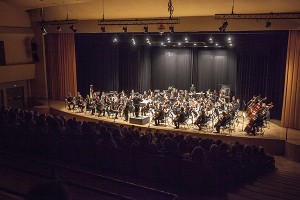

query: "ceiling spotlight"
left=41, top=26, right=47, bottom=35
left=219, top=21, right=228, bottom=32
left=194, top=43, right=197, bottom=46
left=57, top=26, right=61, bottom=31
left=70, top=25, right=77, bottom=33
left=158, top=24, right=165, bottom=35
left=229, top=43, right=233, bottom=47
left=227, top=37, right=231, bottom=41
left=161, top=42, right=164, bottom=46
left=113, top=37, right=118, bottom=43
left=169, top=26, right=174, bottom=33
left=101, top=26, right=106, bottom=33
left=215, top=43, right=219, bottom=46
left=178, top=42, right=181, bottom=46
left=144, top=25, right=148, bottom=33
left=265, top=20, right=271, bottom=28
left=122, top=26, right=127, bottom=33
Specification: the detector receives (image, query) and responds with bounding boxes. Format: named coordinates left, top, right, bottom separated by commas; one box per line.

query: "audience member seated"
left=0, top=106, right=276, bottom=195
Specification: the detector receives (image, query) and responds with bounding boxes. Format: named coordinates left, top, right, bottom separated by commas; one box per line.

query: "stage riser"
left=129, top=117, right=150, bottom=125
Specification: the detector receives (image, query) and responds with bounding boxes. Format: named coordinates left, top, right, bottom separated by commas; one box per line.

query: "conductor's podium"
left=129, top=116, right=150, bottom=125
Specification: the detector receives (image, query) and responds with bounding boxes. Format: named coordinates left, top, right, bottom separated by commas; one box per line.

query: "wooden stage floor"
left=46, top=100, right=300, bottom=156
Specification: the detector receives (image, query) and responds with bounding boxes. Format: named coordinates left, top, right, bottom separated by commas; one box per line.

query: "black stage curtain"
left=119, top=44, right=151, bottom=93
left=193, top=49, right=237, bottom=95
left=151, top=48, right=192, bottom=90
left=75, top=34, right=119, bottom=95
left=236, top=31, right=288, bottom=119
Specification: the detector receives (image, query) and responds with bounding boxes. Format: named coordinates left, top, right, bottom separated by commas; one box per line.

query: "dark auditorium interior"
left=0, top=0, right=300, bottom=200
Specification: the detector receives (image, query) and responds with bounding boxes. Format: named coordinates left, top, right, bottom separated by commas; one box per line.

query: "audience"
left=0, top=106, right=276, bottom=194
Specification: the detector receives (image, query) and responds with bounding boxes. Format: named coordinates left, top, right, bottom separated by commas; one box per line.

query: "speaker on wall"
left=0, top=41, right=6, bottom=66
left=31, top=42, right=39, bottom=62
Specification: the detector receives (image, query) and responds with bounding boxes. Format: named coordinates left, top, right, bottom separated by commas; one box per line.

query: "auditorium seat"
left=115, top=148, right=133, bottom=175
left=155, top=155, right=182, bottom=186
left=132, top=151, right=157, bottom=180
left=181, top=159, right=213, bottom=194
left=94, top=144, right=117, bottom=173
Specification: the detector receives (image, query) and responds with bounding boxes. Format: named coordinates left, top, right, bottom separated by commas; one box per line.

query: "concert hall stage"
left=44, top=100, right=300, bottom=160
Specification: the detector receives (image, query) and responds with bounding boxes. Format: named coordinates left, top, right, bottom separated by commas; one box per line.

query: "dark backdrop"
left=235, top=32, right=288, bottom=119
left=75, top=31, right=288, bottom=119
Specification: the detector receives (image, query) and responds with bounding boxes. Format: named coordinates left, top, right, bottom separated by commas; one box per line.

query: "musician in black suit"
left=173, top=107, right=185, bottom=129
left=75, top=92, right=85, bottom=112
left=66, top=93, right=75, bottom=110
left=190, top=84, right=196, bottom=93
left=124, top=98, right=130, bottom=122
left=132, top=94, right=142, bottom=117
left=153, top=105, right=164, bottom=126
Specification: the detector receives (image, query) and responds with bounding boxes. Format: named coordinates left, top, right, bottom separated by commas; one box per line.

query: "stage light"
left=57, top=26, right=61, bottom=31
left=101, top=26, right=106, bottom=33
left=169, top=26, right=174, bottom=33
left=167, top=37, right=171, bottom=43
left=113, top=37, right=118, bottom=43
left=215, top=43, right=219, bottom=46
left=144, top=25, right=148, bottom=33
left=178, top=42, right=181, bottom=46
left=194, top=43, right=197, bottom=46
left=161, top=42, right=164, bottom=46
left=229, top=43, right=233, bottom=47
left=158, top=24, right=165, bottom=35
left=123, top=26, right=127, bottom=33
left=227, top=37, right=231, bottom=41
left=265, top=20, right=271, bottom=28
left=219, top=21, right=228, bottom=32
left=70, top=25, right=77, bottom=33
left=41, top=26, right=47, bottom=35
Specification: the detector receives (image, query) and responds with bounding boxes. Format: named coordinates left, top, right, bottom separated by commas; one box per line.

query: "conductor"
left=132, top=93, right=142, bottom=117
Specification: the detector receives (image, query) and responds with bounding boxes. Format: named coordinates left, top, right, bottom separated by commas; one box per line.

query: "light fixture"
left=219, top=21, right=228, bottom=32
left=144, top=25, right=148, bottom=33
left=194, top=43, right=197, bottom=46
left=122, top=26, right=127, bottom=33
left=178, top=42, right=181, bottom=46
left=70, top=25, right=77, bottom=33
left=169, top=26, right=174, bottom=33
left=113, top=37, right=118, bottom=43
left=161, top=42, right=164, bottom=46
left=101, top=26, right=106, bottom=33
left=158, top=24, right=165, bottom=35
left=57, top=26, right=61, bottom=31
left=265, top=20, right=271, bottom=28
left=227, top=37, right=231, bottom=41
left=215, top=43, right=219, bottom=46
left=41, top=26, right=47, bottom=35
left=229, top=43, right=233, bottom=47
left=131, top=37, right=136, bottom=45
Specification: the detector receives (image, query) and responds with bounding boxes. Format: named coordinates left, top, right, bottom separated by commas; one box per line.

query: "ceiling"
left=4, top=0, right=300, bottom=20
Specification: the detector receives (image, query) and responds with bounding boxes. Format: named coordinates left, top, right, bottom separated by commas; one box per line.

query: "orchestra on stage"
left=66, top=85, right=273, bottom=135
